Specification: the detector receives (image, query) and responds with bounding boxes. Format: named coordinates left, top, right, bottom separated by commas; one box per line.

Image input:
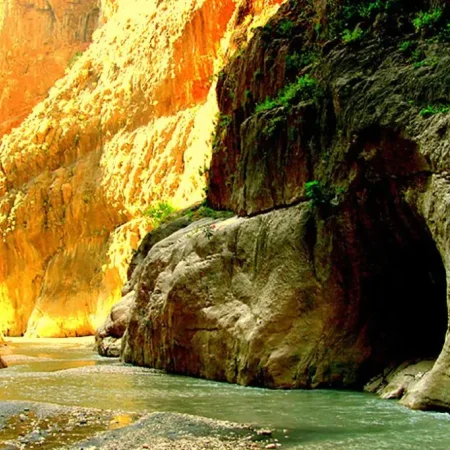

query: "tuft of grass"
left=342, top=27, right=364, bottom=44
left=420, top=104, right=450, bottom=117
left=255, top=74, right=320, bottom=113
left=188, top=204, right=234, bottom=221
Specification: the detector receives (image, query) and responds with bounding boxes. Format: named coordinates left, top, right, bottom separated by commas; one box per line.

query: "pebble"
left=257, top=429, right=272, bottom=436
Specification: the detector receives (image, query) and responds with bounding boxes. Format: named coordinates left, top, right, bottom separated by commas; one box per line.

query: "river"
left=1, top=338, right=450, bottom=449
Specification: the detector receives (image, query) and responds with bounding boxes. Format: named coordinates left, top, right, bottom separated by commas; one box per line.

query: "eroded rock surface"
left=120, top=0, right=450, bottom=409
left=96, top=215, right=196, bottom=355
left=365, top=360, right=435, bottom=400
left=0, top=0, right=100, bottom=137
left=0, top=0, right=283, bottom=337
left=96, top=291, right=135, bottom=357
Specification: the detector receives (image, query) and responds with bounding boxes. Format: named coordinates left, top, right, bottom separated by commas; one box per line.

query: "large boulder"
left=122, top=200, right=445, bottom=389
left=96, top=216, right=196, bottom=357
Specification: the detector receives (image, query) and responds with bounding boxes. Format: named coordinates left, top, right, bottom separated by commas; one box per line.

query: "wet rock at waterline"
left=0, top=356, right=6, bottom=369
left=365, top=360, right=435, bottom=400
left=96, top=292, right=135, bottom=357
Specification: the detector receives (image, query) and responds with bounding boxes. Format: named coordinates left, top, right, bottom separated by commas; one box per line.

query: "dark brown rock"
left=123, top=0, right=450, bottom=411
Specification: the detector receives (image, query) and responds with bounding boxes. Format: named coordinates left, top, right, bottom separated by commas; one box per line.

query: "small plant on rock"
left=143, top=201, right=176, bottom=227
left=420, top=104, right=450, bottom=117
left=256, top=74, right=321, bottom=113
left=68, top=51, right=84, bottom=68
left=305, top=181, right=329, bottom=207
left=413, top=8, right=443, bottom=33
left=342, top=27, right=364, bottom=44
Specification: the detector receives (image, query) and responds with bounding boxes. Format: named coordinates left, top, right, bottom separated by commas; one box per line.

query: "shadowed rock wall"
left=121, top=0, right=450, bottom=410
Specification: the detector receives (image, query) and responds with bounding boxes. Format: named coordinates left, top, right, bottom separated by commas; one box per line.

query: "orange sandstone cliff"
left=0, top=0, right=100, bottom=137
left=0, top=0, right=283, bottom=337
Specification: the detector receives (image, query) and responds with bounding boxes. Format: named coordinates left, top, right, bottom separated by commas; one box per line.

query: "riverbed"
left=1, top=338, right=450, bottom=449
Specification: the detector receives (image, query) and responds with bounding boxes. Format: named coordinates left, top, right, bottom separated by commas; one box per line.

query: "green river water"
left=1, top=338, right=450, bottom=449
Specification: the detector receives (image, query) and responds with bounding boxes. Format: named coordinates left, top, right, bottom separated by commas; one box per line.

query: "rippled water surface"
left=1, top=338, right=450, bottom=449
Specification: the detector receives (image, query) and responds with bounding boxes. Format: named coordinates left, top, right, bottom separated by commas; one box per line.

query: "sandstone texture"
left=0, top=0, right=100, bottom=137
left=120, top=0, right=450, bottom=410
left=0, top=0, right=283, bottom=337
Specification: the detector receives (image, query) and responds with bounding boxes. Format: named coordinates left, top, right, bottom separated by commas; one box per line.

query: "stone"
left=0, top=356, right=6, bottom=369
left=364, top=360, right=435, bottom=401
left=0, top=0, right=284, bottom=338
left=121, top=207, right=375, bottom=388
left=257, top=430, right=273, bottom=436
left=121, top=0, right=450, bottom=408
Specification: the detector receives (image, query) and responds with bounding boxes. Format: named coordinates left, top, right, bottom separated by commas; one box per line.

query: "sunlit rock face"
left=0, top=0, right=283, bottom=337
left=0, top=0, right=100, bottom=138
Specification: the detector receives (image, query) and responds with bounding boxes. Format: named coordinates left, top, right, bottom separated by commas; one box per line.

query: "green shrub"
left=305, top=181, right=328, bottom=206
left=278, top=19, right=295, bottom=37
left=413, top=56, right=439, bottom=69
left=255, top=74, right=320, bottom=113
left=342, top=27, right=364, bottom=44
left=285, top=51, right=318, bottom=72
left=399, top=40, right=416, bottom=53
left=143, top=201, right=176, bottom=227
left=305, top=181, right=345, bottom=209
left=262, top=115, right=285, bottom=138
left=217, top=113, right=232, bottom=128
left=342, top=0, right=389, bottom=21
left=413, top=8, right=442, bottom=32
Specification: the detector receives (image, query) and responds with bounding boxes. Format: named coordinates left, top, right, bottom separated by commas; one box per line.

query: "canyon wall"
left=0, top=0, right=283, bottom=337
left=0, top=0, right=100, bottom=137
left=120, top=0, right=450, bottom=410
